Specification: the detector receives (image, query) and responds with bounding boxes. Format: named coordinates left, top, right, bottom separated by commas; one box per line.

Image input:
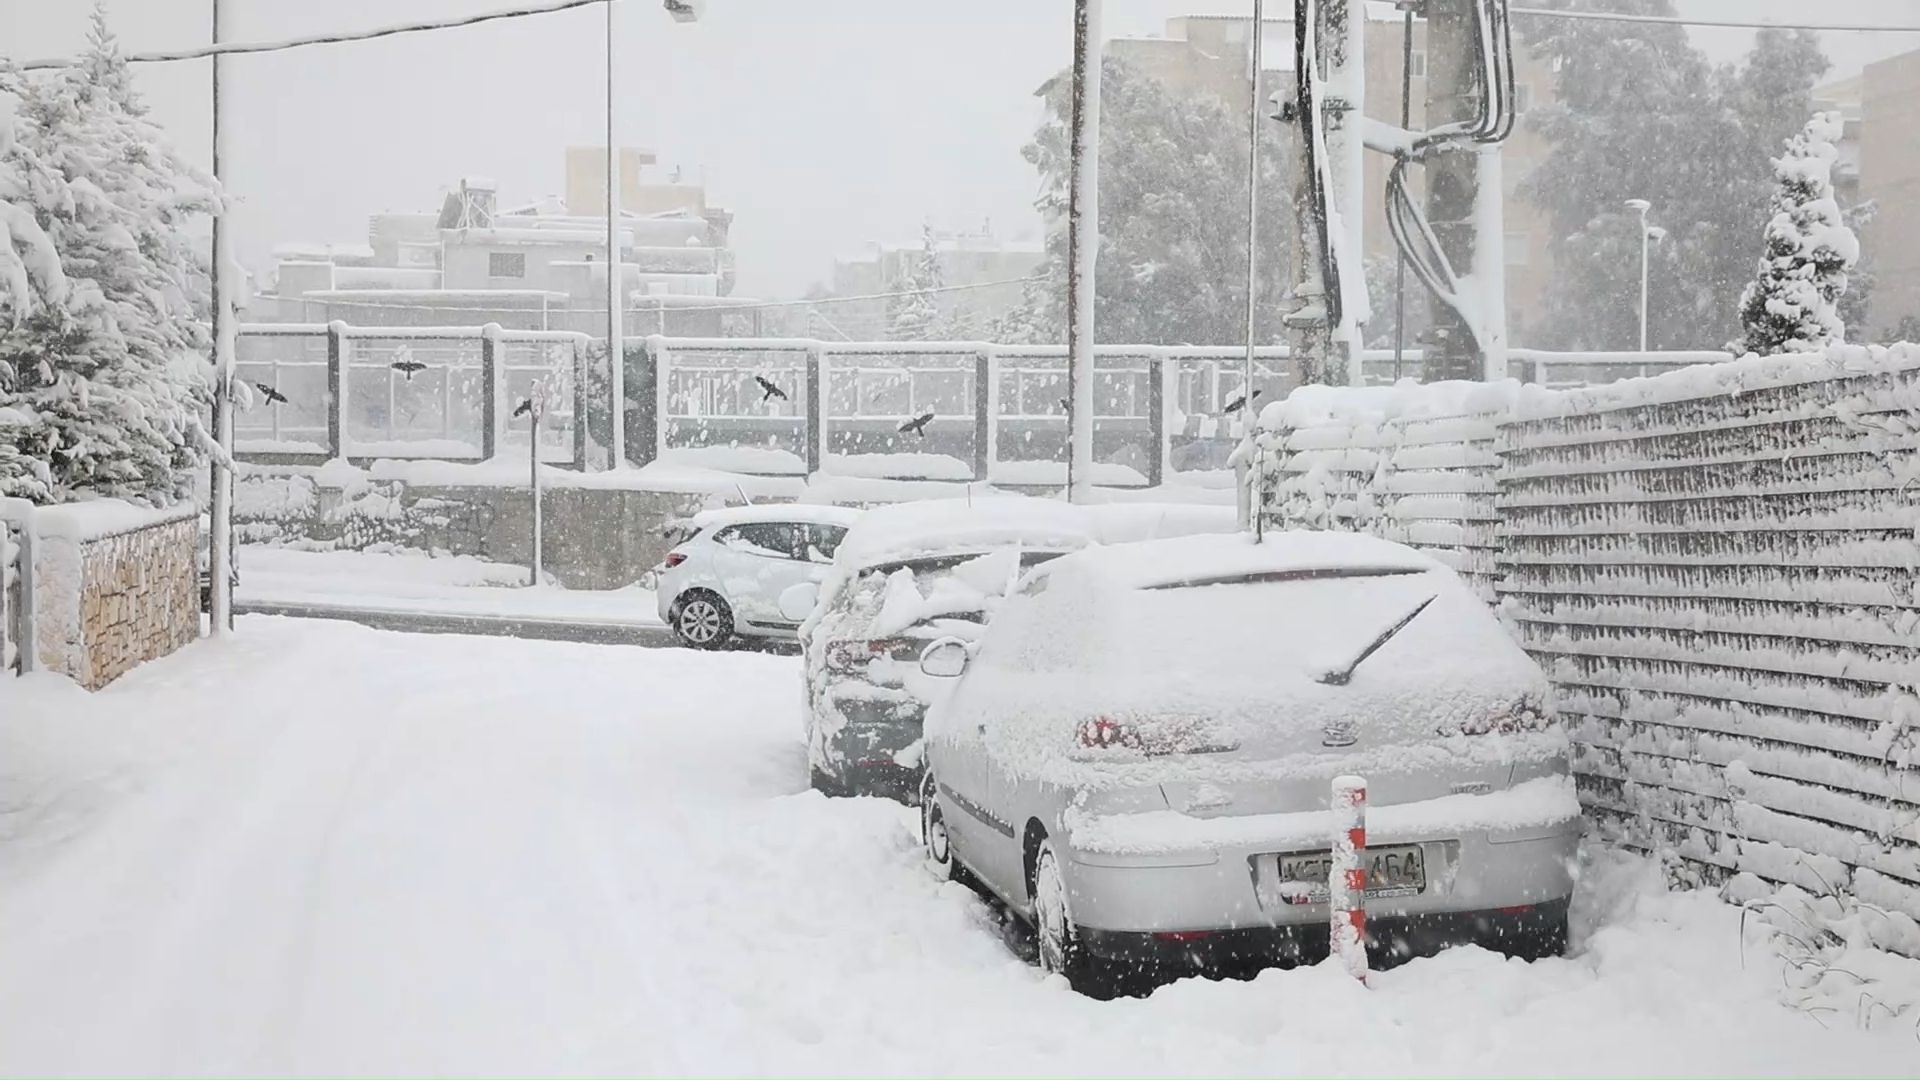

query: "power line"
left=1509, top=6, right=1920, bottom=34
left=19, top=0, right=616, bottom=70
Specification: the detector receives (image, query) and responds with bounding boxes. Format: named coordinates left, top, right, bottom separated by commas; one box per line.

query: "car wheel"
left=920, top=773, right=958, bottom=879
left=673, top=591, right=733, bottom=649
left=1031, top=840, right=1108, bottom=997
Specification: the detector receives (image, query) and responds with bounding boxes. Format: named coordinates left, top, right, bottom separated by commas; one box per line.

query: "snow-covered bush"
left=1730, top=111, right=1860, bottom=356
left=0, top=12, right=223, bottom=506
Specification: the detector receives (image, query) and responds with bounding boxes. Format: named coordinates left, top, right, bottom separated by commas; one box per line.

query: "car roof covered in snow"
left=833, top=496, right=1094, bottom=572
left=681, top=503, right=864, bottom=532
left=1024, top=530, right=1437, bottom=592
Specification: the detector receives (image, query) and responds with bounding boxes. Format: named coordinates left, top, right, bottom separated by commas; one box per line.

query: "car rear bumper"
left=1079, top=896, right=1570, bottom=972
left=1059, top=783, right=1583, bottom=939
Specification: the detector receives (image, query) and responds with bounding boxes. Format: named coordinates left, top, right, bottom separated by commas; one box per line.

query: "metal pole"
left=1639, top=207, right=1650, bottom=353
left=530, top=401, right=543, bottom=586
left=1065, top=0, right=1102, bottom=504
left=1240, top=0, right=1265, bottom=444
left=1393, top=5, right=1413, bottom=381
left=208, top=0, right=235, bottom=635
left=1331, top=774, right=1370, bottom=985
left=607, top=0, right=627, bottom=467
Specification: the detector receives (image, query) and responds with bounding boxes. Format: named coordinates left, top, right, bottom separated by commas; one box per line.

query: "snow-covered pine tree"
left=0, top=8, right=222, bottom=505
left=1729, top=111, right=1859, bottom=356
left=888, top=224, right=941, bottom=341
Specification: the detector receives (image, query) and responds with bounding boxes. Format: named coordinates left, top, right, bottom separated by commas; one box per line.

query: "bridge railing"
left=233, top=323, right=591, bottom=466
left=231, top=323, right=1736, bottom=485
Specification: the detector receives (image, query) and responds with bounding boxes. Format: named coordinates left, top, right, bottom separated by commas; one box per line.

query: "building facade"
left=256, top=151, right=748, bottom=336
left=1853, top=50, right=1920, bottom=338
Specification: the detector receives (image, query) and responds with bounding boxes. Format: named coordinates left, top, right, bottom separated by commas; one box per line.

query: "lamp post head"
left=1646, top=225, right=1668, bottom=242
left=1623, top=198, right=1651, bottom=214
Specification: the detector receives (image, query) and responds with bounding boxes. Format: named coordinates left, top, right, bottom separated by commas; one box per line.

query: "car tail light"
left=662, top=552, right=687, bottom=569
left=1446, top=697, right=1554, bottom=737
left=1076, top=715, right=1236, bottom=756
left=824, top=638, right=916, bottom=673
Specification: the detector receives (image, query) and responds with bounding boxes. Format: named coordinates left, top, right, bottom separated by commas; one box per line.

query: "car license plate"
left=1269, top=844, right=1427, bottom=904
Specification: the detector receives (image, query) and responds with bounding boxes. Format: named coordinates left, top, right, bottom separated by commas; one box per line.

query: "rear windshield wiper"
left=1316, top=594, right=1437, bottom=686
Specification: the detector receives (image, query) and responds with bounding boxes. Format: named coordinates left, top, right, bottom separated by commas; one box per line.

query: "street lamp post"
left=608, top=0, right=700, bottom=469
left=1625, top=198, right=1651, bottom=353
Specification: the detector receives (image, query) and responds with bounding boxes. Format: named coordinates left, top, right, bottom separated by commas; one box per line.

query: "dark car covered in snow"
left=783, top=499, right=1096, bottom=801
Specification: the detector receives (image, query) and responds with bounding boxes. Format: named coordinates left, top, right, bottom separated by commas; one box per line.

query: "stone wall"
left=33, top=505, right=199, bottom=691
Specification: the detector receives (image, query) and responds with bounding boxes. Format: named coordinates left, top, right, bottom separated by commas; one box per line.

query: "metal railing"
left=232, top=322, right=1736, bottom=485
left=234, top=322, right=591, bottom=465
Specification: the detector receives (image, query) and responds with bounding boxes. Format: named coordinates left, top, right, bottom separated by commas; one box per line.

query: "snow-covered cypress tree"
left=888, top=224, right=941, bottom=341
left=0, top=8, right=222, bottom=505
left=1730, top=111, right=1859, bottom=356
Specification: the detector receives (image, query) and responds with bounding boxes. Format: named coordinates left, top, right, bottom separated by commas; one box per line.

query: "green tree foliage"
left=1519, top=0, right=1833, bottom=351
left=1008, top=57, right=1294, bottom=346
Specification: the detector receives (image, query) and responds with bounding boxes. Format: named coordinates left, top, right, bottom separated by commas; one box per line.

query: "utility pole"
left=1239, top=0, right=1265, bottom=447
left=1283, top=7, right=1334, bottom=385
left=1421, top=0, right=1496, bottom=382
left=208, top=0, right=235, bottom=634
left=606, top=0, right=626, bottom=467
left=1326, top=0, right=1368, bottom=387
left=1065, top=0, right=1102, bottom=504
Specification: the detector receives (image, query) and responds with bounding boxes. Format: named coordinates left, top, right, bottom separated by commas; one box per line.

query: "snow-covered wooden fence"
left=1253, top=346, right=1920, bottom=917
left=1501, top=349, right=1920, bottom=915
left=1250, top=381, right=1515, bottom=601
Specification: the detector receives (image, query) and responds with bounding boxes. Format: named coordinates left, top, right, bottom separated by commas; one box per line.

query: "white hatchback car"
left=654, top=504, right=864, bottom=648
left=918, top=531, right=1581, bottom=996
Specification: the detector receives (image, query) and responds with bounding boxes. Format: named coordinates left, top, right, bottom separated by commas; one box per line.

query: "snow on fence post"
left=0, top=500, right=34, bottom=674
left=805, top=341, right=828, bottom=476
left=571, top=337, right=590, bottom=469
left=326, top=320, right=347, bottom=458
left=1147, top=346, right=1172, bottom=488
left=480, top=323, right=502, bottom=459
left=643, top=334, right=669, bottom=468
left=973, top=345, right=995, bottom=482
left=1330, top=774, right=1369, bottom=984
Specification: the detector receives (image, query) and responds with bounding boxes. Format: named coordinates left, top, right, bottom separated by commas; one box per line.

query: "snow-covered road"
left=1, top=619, right=1913, bottom=1076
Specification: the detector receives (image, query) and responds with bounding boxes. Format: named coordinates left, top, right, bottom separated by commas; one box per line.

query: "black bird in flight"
left=755, top=375, right=789, bottom=403
left=1221, top=388, right=1264, bottom=415
left=898, top=411, right=936, bottom=438
left=391, top=360, right=428, bottom=380
left=253, top=382, right=289, bottom=406
left=512, top=399, right=534, bottom=419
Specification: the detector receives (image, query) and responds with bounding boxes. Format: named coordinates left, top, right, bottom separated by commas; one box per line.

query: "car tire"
left=1031, top=840, right=1110, bottom=997
left=920, top=773, right=959, bottom=881
left=672, top=590, right=733, bottom=649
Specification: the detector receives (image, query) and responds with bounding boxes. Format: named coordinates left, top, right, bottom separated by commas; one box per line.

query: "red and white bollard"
left=1330, top=774, right=1369, bottom=985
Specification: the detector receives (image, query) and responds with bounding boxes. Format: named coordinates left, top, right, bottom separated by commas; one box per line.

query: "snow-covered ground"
left=1, top=619, right=1915, bottom=1076
left=237, top=546, right=661, bottom=626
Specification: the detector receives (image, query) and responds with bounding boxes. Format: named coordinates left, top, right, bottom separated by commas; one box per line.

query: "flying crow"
left=755, top=375, right=789, bottom=403
left=897, top=411, right=936, bottom=438
left=391, top=359, right=428, bottom=380
left=512, top=399, right=534, bottom=419
left=1221, top=388, right=1264, bottom=415
left=253, top=382, right=289, bottom=406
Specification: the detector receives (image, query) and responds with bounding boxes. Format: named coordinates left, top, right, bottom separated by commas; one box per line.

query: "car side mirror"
left=919, top=637, right=970, bottom=679
left=778, top=581, right=820, bottom=622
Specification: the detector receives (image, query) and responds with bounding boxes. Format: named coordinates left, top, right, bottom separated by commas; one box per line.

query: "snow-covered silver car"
left=653, top=504, right=863, bottom=648
left=788, top=498, right=1096, bottom=800
left=918, top=531, right=1582, bottom=995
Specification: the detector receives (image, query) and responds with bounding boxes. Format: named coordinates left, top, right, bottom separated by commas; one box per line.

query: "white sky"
left=2, top=0, right=1916, bottom=299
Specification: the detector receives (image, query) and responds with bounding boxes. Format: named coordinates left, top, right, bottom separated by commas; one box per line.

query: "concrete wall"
left=30, top=506, right=199, bottom=691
